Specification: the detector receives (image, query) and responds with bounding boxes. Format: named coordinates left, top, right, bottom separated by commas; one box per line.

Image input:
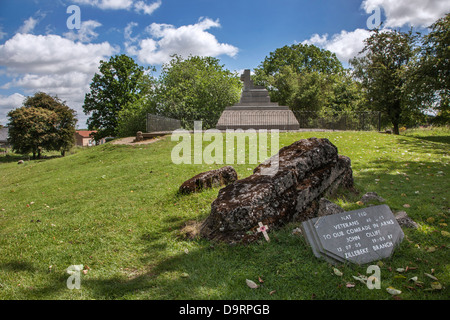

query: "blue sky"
left=0, top=0, right=448, bottom=127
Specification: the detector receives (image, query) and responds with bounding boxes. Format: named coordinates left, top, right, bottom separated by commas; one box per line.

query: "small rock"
left=292, top=227, right=302, bottom=236
left=179, top=166, right=238, bottom=194
left=361, top=192, right=385, bottom=204
left=317, top=198, right=345, bottom=216
left=395, top=211, right=418, bottom=229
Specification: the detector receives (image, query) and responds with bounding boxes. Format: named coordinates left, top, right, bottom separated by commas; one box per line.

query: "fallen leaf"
left=346, top=283, right=355, bottom=288
left=356, top=201, right=364, bottom=206
left=246, top=279, right=259, bottom=289
left=269, top=290, right=276, bottom=295
left=352, top=275, right=368, bottom=284
left=403, top=204, right=411, bottom=208
left=180, top=272, right=189, bottom=278
left=333, top=268, right=343, bottom=277
left=427, top=217, right=435, bottom=223
left=396, top=268, right=405, bottom=273
left=424, top=273, right=438, bottom=281
left=441, top=231, right=450, bottom=237
left=426, top=246, right=436, bottom=253
left=386, top=286, right=402, bottom=295
left=258, top=276, right=264, bottom=283
left=430, top=282, right=443, bottom=290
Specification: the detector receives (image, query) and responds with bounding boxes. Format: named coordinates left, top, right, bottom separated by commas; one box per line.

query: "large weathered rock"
left=200, top=138, right=354, bottom=243
left=179, top=166, right=238, bottom=194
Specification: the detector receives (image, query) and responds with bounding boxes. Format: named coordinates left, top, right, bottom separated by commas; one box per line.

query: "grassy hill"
left=0, top=129, right=449, bottom=300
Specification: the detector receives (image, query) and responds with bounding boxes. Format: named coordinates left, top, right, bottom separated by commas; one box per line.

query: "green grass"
left=0, top=129, right=449, bottom=300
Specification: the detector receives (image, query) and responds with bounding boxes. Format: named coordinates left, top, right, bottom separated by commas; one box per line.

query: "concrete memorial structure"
left=216, top=70, right=300, bottom=130
left=301, top=204, right=404, bottom=265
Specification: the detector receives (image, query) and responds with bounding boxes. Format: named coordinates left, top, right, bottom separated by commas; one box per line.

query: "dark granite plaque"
left=301, top=205, right=404, bottom=265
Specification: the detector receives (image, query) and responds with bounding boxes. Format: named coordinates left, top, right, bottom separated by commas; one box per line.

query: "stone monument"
left=216, top=70, right=300, bottom=130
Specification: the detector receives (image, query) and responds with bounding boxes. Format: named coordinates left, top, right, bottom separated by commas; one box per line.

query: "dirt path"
left=110, top=136, right=165, bottom=145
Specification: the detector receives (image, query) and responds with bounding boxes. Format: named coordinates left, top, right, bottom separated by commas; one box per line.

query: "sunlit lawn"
left=0, top=128, right=448, bottom=300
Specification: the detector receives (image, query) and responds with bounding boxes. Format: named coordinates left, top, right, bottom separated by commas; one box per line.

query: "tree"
left=7, top=106, right=57, bottom=159
left=23, top=92, right=77, bottom=156
left=7, top=92, right=77, bottom=158
left=154, top=55, right=241, bottom=129
left=253, top=43, right=355, bottom=113
left=116, top=95, right=156, bottom=138
left=83, top=54, right=153, bottom=139
left=350, top=29, right=421, bottom=134
left=418, top=13, right=450, bottom=124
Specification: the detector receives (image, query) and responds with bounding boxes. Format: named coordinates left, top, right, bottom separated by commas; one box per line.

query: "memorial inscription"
left=301, top=205, right=404, bottom=265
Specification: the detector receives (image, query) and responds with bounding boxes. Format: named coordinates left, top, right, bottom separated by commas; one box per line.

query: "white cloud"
left=74, top=0, right=161, bottom=15
left=362, top=0, right=450, bottom=27
left=17, top=11, right=46, bottom=34
left=124, top=22, right=139, bottom=42
left=134, top=0, right=161, bottom=15
left=17, top=17, right=39, bottom=34
left=302, top=28, right=372, bottom=63
left=74, top=0, right=133, bottom=10
left=0, top=33, right=116, bottom=75
left=132, top=17, right=238, bottom=65
left=302, top=0, right=449, bottom=65
left=0, top=93, right=26, bottom=125
left=63, top=20, right=102, bottom=43
left=0, top=33, right=117, bottom=126
left=0, top=26, right=6, bottom=40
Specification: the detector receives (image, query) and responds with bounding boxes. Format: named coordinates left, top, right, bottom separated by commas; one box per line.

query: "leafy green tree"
left=23, top=92, right=77, bottom=156
left=271, top=66, right=332, bottom=112
left=83, top=54, right=153, bottom=139
left=350, top=29, right=421, bottom=134
left=253, top=43, right=344, bottom=108
left=154, top=55, right=241, bottom=129
left=116, top=95, right=155, bottom=137
left=418, top=13, right=450, bottom=124
left=7, top=106, right=57, bottom=159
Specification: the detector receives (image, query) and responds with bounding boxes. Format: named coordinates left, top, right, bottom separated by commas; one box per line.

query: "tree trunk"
left=393, top=122, right=400, bottom=135
left=391, top=100, right=401, bottom=135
